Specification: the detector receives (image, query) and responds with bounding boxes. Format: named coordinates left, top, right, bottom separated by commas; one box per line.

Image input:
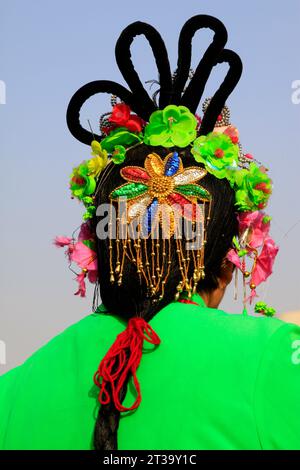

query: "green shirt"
left=1, top=293, right=300, bottom=450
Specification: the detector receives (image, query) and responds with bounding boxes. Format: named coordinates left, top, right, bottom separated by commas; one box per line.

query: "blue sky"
left=1, top=0, right=300, bottom=371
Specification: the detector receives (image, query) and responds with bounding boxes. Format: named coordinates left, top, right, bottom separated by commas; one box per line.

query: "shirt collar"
left=179, top=292, right=207, bottom=308
left=94, top=292, right=207, bottom=315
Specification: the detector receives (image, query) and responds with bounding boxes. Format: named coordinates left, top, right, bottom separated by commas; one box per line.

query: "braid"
left=93, top=303, right=161, bottom=450
left=92, top=144, right=238, bottom=450
left=94, top=374, right=129, bottom=450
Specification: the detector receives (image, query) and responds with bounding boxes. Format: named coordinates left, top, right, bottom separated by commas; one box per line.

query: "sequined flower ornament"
left=144, top=105, right=197, bottom=148
left=233, top=163, right=272, bottom=211
left=191, top=132, right=239, bottom=179
left=110, top=151, right=211, bottom=236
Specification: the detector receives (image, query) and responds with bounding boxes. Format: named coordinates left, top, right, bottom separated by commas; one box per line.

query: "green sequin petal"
left=175, top=184, right=211, bottom=201
left=110, top=183, right=148, bottom=200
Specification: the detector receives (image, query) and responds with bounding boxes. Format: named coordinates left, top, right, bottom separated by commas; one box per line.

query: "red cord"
left=177, top=299, right=199, bottom=306
left=93, top=317, right=161, bottom=412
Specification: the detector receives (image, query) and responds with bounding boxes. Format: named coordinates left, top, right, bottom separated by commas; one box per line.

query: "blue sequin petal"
left=164, top=152, right=180, bottom=176
left=143, top=198, right=158, bottom=235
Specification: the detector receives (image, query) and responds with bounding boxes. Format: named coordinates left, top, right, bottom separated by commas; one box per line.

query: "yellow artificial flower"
left=88, top=140, right=108, bottom=177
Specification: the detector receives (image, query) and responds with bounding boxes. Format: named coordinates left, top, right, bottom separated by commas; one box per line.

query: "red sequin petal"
left=121, top=167, right=150, bottom=183
left=167, top=193, right=198, bottom=221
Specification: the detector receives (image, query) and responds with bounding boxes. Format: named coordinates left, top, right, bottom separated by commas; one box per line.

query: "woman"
left=1, top=15, right=300, bottom=451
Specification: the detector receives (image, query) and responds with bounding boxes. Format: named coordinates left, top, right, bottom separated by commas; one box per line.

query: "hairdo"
left=63, top=15, right=248, bottom=451
left=66, top=14, right=243, bottom=145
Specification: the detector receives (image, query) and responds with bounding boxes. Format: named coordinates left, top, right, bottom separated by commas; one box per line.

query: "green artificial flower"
left=144, top=105, right=197, bottom=148
left=233, top=163, right=272, bottom=212
left=83, top=205, right=96, bottom=221
left=82, top=196, right=94, bottom=206
left=255, top=302, right=276, bottom=317
left=101, top=127, right=142, bottom=153
left=112, top=145, right=126, bottom=164
left=262, top=215, right=272, bottom=224
left=191, top=132, right=239, bottom=179
left=70, top=162, right=96, bottom=201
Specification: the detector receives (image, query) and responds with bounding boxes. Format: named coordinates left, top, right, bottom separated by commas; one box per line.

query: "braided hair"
left=66, top=14, right=243, bottom=450
left=92, top=143, right=238, bottom=449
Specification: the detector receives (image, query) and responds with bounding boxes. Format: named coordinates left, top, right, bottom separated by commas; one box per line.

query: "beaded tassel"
left=108, top=152, right=212, bottom=303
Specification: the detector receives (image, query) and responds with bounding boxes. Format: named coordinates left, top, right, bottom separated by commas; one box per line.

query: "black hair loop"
left=66, top=15, right=242, bottom=146
left=199, top=49, right=243, bottom=135
left=174, top=15, right=228, bottom=109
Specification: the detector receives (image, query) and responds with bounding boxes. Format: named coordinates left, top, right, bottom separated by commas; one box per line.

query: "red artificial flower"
left=109, top=103, right=144, bottom=133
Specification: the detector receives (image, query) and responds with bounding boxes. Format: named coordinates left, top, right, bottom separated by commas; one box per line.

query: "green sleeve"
left=0, top=365, right=25, bottom=446
left=254, top=322, right=300, bottom=449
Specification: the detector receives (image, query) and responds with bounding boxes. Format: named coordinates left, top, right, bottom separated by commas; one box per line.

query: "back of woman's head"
left=63, top=13, right=270, bottom=452
left=94, top=143, right=238, bottom=322
left=92, top=143, right=237, bottom=449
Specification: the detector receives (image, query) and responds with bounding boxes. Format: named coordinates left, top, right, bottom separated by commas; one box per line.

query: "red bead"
left=214, top=148, right=224, bottom=159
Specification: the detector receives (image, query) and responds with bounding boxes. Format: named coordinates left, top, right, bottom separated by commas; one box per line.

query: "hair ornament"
left=58, top=15, right=277, bottom=315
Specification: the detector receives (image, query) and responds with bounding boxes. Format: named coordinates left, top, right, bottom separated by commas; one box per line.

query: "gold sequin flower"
left=110, top=152, right=211, bottom=235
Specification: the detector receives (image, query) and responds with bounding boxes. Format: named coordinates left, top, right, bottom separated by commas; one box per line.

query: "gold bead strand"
left=151, top=237, right=156, bottom=294
left=109, top=201, right=115, bottom=283
left=115, top=212, right=121, bottom=276
left=143, top=238, right=152, bottom=293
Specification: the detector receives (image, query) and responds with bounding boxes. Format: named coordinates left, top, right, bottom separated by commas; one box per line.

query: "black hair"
left=65, top=14, right=243, bottom=451
left=92, top=143, right=238, bottom=449
left=66, top=15, right=242, bottom=145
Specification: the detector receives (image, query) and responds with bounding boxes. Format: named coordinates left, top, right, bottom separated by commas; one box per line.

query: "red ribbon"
left=177, top=299, right=199, bottom=306
left=94, top=317, right=161, bottom=412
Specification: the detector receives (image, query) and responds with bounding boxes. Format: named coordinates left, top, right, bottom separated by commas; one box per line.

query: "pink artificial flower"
left=237, top=211, right=271, bottom=250
left=246, top=289, right=258, bottom=305
left=223, top=125, right=239, bottom=144
left=70, top=241, right=97, bottom=272
left=54, top=225, right=98, bottom=297
left=78, top=222, right=93, bottom=242
left=250, top=236, right=279, bottom=288
left=227, top=249, right=242, bottom=269
left=74, top=272, right=87, bottom=297
left=88, top=270, right=98, bottom=284
left=53, top=236, right=73, bottom=247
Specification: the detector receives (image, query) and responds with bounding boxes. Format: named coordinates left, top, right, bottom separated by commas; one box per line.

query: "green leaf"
left=82, top=239, right=96, bottom=251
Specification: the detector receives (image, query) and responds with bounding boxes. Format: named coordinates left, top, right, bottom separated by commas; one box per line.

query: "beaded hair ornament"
left=56, top=15, right=278, bottom=316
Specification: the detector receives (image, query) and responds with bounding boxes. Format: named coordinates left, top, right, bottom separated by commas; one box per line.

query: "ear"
left=218, top=258, right=235, bottom=289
